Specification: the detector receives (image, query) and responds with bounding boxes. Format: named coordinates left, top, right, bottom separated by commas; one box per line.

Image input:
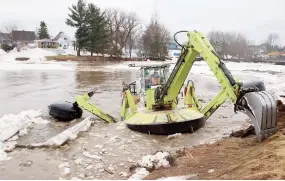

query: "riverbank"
left=143, top=101, right=285, bottom=180
left=46, top=55, right=285, bottom=66
left=45, top=55, right=143, bottom=62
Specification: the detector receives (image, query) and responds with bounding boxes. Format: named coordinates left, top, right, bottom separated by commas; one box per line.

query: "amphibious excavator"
left=49, top=30, right=277, bottom=141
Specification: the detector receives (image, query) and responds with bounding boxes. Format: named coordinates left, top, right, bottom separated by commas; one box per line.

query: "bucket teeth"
left=235, top=91, right=277, bottom=141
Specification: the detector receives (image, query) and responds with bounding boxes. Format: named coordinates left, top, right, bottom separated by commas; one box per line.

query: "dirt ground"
left=144, top=100, right=285, bottom=180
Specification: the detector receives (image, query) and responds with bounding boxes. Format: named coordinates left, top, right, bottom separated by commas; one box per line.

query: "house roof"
left=53, top=31, right=63, bottom=41
left=12, top=30, right=36, bottom=41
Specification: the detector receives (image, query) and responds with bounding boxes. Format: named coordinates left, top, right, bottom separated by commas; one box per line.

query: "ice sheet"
left=0, top=110, right=49, bottom=161
left=0, top=110, right=44, bottom=142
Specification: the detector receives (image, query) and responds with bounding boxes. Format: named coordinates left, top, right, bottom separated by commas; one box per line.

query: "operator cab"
left=140, top=64, right=171, bottom=92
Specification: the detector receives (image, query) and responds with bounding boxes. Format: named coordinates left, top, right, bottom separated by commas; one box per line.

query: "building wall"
left=168, top=49, right=181, bottom=58
left=57, top=33, right=72, bottom=49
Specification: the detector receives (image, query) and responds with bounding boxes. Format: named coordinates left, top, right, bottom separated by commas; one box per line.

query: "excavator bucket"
left=235, top=90, right=277, bottom=141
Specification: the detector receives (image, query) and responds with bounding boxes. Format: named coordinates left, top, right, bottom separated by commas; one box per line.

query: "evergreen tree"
left=38, top=21, right=50, bottom=39
left=85, top=3, right=110, bottom=56
left=66, top=0, right=89, bottom=56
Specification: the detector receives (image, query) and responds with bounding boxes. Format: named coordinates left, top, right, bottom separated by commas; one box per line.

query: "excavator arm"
left=151, top=30, right=277, bottom=141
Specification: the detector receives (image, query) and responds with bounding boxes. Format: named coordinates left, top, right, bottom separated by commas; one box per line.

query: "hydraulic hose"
left=173, top=31, right=188, bottom=48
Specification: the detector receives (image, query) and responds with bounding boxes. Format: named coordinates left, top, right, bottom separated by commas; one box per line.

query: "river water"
left=0, top=60, right=283, bottom=179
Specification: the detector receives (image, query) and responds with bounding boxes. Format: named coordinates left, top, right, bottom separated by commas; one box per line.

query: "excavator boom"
left=152, top=30, right=277, bottom=141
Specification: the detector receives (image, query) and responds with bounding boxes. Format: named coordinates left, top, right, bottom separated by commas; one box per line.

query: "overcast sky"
left=1, top=0, right=285, bottom=45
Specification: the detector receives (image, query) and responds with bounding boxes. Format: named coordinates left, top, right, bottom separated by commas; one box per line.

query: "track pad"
left=235, top=91, right=277, bottom=141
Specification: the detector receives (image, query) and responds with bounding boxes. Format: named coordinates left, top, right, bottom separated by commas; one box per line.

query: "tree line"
left=1, top=0, right=283, bottom=60
left=207, top=31, right=283, bottom=60
left=66, top=0, right=171, bottom=58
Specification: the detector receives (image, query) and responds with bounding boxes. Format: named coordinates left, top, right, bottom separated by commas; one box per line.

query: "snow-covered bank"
left=0, top=47, right=77, bottom=71
left=0, top=48, right=56, bottom=63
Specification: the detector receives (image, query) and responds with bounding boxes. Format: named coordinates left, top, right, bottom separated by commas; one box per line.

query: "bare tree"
left=208, top=31, right=250, bottom=60
left=228, top=33, right=249, bottom=59
left=126, top=25, right=142, bottom=58
left=265, top=32, right=280, bottom=52
left=1, top=23, right=18, bottom=34
left=266, top=33, right=279, bottom=47
left=104, top=8, right=140, bottom=57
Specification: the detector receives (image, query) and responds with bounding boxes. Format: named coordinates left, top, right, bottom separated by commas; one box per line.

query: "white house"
left=52, top=32, right=72, bottom=49
left=167, top=42, right=182, bottom=58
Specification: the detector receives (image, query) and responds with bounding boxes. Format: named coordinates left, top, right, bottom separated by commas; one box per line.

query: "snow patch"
left=138, top=151, right=171, bottom=170
left=208, top=169, right=215, bottom=173
left=3, top=141, right=17, bottom=152
left=0, top=48, right=56, bottom=62
left=128, top=168, right=150, bottom=180
left=58, top=162, right=71, bottom=176
left=156, top=174, right=198, bottom=180
left=0, top=49, right=7, bottom=56
left=167, top=133, right=182, bottom=140
left=74, top=158, right=83, bottom=165
left=71, top=177, right=81, bottom=180
left=0, top=142, right=10, bottom=161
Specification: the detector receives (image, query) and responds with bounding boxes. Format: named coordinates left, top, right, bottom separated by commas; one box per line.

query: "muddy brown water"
left=0, top=61, right=256, bottom=179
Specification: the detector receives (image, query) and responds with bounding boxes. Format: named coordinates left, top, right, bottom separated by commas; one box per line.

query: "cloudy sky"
left=0, top=0, right=284, bottom=45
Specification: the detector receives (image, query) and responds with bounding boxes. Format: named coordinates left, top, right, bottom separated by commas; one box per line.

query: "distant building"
left=12, top=30, right=36, bottom=48
left=167, top=41, right=182, bottom=58
left=52, top=31, right=71, bottom=49
left=35, top=39, right=59, bottom=49
left=248, top=44, right=266, bottom=57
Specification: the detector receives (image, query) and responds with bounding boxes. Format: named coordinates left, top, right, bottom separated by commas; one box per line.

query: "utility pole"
left=152, top=0, right=159, bottom=24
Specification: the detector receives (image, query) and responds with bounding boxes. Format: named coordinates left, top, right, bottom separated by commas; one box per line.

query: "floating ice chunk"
left=25, top=117, right=94, bottom=148
left=58, top=162, right=71, bottom=176
left=0, top=109, right=43, bottom=142
left=3, top=141, right=17, bottom=152
left=167, top=133, right=182, bottom=140
left=82, top=152, right=102, bottom=160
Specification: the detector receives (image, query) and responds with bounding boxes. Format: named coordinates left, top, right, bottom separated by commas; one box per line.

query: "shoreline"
left=142, top=101, right=285, bottom=180
left=45, top=55, right=144, bottom=62
left=45, top=55, right=283, bottom=65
